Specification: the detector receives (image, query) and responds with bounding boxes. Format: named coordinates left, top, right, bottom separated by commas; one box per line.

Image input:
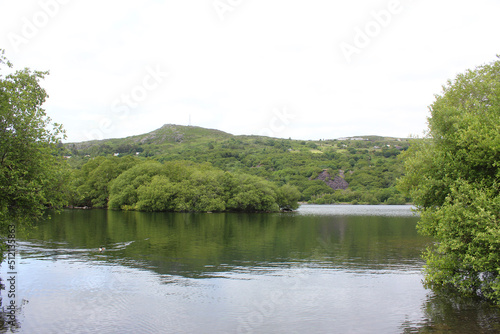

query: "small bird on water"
left=99, top=246, right=106, bottom=253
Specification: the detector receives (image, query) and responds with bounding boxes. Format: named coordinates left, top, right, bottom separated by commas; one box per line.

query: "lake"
left=1, top=205, right=499, bottom=333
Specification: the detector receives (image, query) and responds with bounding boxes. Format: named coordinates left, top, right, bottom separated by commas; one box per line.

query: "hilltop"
left=65, top=124, right=408, bottom=156
left=63, top=124, right=411, bottom=205
left=67, top=124, right=232, bottom=152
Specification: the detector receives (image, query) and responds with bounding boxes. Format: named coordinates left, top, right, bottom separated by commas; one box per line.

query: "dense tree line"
left=65, top=132, right=409, bottom=205
left=70, top=158, right=300, bottom=212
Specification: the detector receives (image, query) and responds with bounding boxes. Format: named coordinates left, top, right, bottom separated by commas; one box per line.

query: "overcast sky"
left=1, top=0, right=499, bottom=142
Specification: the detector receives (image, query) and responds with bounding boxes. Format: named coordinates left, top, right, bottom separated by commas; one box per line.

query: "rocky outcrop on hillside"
left=138, top=124, right=184, bottom=144
left=315, top=169, right=349, bottom=190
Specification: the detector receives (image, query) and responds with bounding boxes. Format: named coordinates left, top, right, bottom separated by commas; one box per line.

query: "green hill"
left=63, top=124, right=411, bottom=206
left=66, top=124, right=232, bottom=154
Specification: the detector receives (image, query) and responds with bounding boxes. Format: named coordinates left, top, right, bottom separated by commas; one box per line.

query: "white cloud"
left=1, top=0, right=499, bottom=142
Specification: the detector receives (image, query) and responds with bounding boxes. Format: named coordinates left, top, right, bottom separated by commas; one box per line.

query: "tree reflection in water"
left=401, top=291, right=500, bottom=333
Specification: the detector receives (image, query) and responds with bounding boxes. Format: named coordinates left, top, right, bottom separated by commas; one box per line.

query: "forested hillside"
left=63, top=124, right=410, bottom=209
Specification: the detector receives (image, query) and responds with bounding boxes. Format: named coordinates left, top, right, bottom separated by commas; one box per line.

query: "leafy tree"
left=398, top=58, right=500, bottom=304
left=106, top=160, right=295, bottom=212
left=135, top=175, right=177, bottom=211
left=226, top=174, right=279, bottom=212
left=108, top=160, right=165, bottom=209
left=307, top=142, right=318, bottom=149
left=276, top=184, right=301, bottom=211
left=0, top=50, right=68, bottom=227
left=74, top=156, right=139, bottom=207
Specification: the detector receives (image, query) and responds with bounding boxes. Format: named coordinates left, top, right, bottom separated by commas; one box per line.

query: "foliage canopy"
left=74, top=158, right=300, bottom=212
left=399, top=58, right=500, bottom=304
left=0, top=50, right=68, bottom=227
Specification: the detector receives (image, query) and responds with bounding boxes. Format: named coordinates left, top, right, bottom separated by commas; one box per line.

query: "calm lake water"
left=1, top=205, right=499, bottom=333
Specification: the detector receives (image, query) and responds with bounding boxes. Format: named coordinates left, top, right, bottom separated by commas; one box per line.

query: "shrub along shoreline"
left=70, top=157, right=300, bottom=213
